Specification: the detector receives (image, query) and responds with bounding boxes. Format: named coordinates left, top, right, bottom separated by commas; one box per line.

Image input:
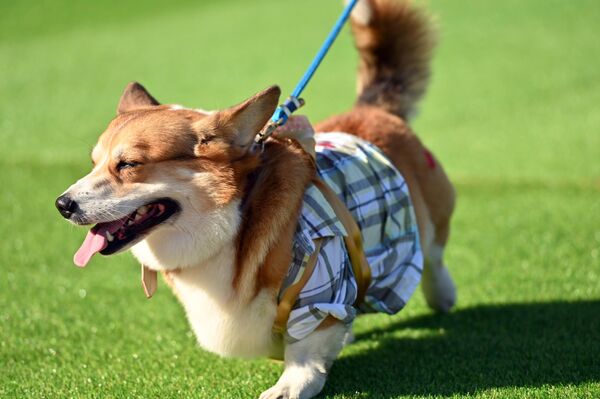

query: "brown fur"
left=85, top=0, right=452, bottom=307
left=117, top=82, right=160, bottom=114
left=317, top=0, right=454, bottom=252
left=92, top=107, right=246, bottom=209
left=234, top=138, right=316, bottom=298
left=108, top=85, right=316, bottom=302
left=352, top=0, right=436, bottom=119
left=58, top=4, right=456, bottom=389
left=316, top=106, right=454, bottom=251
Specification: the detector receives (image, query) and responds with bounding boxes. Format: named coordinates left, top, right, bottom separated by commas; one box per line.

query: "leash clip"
left=255, top=96, right=305, bottom=146
left=255, top=121, right=280, bottom=148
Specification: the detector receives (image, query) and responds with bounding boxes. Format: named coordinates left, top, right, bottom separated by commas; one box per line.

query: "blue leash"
left=256, top=0, right=359, bottom=143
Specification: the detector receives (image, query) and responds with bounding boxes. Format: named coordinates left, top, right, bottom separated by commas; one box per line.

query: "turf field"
left=1, top=0, right=599, bottom=397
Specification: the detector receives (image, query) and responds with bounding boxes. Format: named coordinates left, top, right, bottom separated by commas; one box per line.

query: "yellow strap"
left=312, top=178, right=372, bottom=305
left=272, top=178, right=372, bottom=335
left=272, top=239, right=323, bottom=335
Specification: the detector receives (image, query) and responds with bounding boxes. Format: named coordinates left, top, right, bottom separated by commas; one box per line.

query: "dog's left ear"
left=117, top=82, right=160, bottom=114
left=220, top=85, right=281, bottom=151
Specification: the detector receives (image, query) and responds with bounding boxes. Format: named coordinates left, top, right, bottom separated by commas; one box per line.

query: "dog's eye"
left=199, top=135, right=214, bottom=146
left=116, top=161, right=140, bottom=171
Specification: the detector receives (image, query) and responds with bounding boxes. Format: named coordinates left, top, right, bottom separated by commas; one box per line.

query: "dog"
left=55, top=0, right=456, bottom=397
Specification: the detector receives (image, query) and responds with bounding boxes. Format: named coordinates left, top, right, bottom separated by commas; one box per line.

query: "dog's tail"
left=349, top=0, right=436, bottom=120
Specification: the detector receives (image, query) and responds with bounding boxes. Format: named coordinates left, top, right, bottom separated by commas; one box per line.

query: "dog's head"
left=56, top=82, right=280, bottom=269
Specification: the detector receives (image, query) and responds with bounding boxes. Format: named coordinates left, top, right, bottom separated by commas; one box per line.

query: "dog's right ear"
left=117, top=82, right=160, bottom=114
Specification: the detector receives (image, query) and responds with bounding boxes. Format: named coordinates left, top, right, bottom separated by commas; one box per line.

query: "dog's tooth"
left=138, top=206, right=148, bottom=215
left=106, top=232, right=114, bottom=242
left=134, top=213, right=143, bottom=221
left=127, top=220, right=134, bottom=226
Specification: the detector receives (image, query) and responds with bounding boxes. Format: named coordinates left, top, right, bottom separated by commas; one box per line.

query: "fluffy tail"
left=349, top=0, right=436, bottom=120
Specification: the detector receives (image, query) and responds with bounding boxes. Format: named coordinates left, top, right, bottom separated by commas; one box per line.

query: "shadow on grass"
left=324, top=300, right=600, bottom=397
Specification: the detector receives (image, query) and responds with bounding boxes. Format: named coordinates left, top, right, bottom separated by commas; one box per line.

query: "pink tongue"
left=74, top=230, right=108, bottom=268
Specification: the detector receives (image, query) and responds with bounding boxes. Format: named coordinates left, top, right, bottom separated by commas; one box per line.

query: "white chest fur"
left=131, top=199, right=278, bottom=358
left=169, top=249, right=277, bottom=358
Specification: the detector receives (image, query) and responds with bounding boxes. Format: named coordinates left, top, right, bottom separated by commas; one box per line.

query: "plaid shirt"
left=280, top=132, right=423, bottom=342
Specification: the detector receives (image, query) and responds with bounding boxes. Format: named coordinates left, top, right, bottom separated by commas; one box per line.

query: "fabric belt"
left=272, top=177, right=372, bottom=335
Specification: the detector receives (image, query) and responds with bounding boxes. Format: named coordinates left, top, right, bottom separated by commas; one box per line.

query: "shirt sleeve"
left=284, top=236, right=358, bottom=343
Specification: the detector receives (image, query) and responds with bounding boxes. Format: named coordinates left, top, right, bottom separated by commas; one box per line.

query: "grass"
left=1, top=0, right=599, bottom=397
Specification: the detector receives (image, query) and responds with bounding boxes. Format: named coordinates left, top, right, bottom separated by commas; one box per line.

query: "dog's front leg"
left=260, top=320, right=350, bottom=399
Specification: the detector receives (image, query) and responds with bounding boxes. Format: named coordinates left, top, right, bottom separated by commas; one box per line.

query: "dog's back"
left=317, top=0, right=457, bottom=312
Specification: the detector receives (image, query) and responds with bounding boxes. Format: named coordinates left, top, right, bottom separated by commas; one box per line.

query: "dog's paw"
left=259, top=384, right=293, bottom=399
left=259, top=382, right=322, bottom=399
left=343, top=330, right=355, bottom=346
left=422, top=263, right=457, bottom=313
left=259, top=366, right=326, bottom=399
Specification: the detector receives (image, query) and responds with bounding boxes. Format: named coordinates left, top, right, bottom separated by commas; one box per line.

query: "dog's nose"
left=55, top=195, right=78, bottom=219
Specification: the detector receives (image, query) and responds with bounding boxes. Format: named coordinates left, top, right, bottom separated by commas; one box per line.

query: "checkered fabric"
left=279, top=132, right=423, bottom=342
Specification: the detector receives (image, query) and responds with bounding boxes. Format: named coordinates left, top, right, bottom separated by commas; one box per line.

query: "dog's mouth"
left=73, top=198, right=180, bottom=267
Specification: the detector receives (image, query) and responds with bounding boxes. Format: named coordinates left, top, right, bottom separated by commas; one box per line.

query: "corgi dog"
left=56, top=0, right=456, bottom=398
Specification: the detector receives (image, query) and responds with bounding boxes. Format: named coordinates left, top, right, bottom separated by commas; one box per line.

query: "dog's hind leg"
left=418, top=165, right=457, bottom=313
left=401, top=167, right=456, bottom=314
left=421, top=219, right=456, bottom=313
left=259, top=321, right=349, bottom=399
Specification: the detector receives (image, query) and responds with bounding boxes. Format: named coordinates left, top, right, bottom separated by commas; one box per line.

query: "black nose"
left=55, top=195, right=78, bottom=219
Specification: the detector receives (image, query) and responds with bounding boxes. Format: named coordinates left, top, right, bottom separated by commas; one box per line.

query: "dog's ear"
left=117, top=82, right=160, bottom=114
left=219, top=85, right=281, bottom=151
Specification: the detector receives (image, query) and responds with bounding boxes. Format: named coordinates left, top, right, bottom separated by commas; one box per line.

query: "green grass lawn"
left=1, top=0, right=599, bottom=397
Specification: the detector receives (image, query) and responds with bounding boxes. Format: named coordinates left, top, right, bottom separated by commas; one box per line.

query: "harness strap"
left=272, top=239, right=323, bottom=335
left=272, top=177, right=372, bottom=335
left=312, top=178, right=372, bottom=305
